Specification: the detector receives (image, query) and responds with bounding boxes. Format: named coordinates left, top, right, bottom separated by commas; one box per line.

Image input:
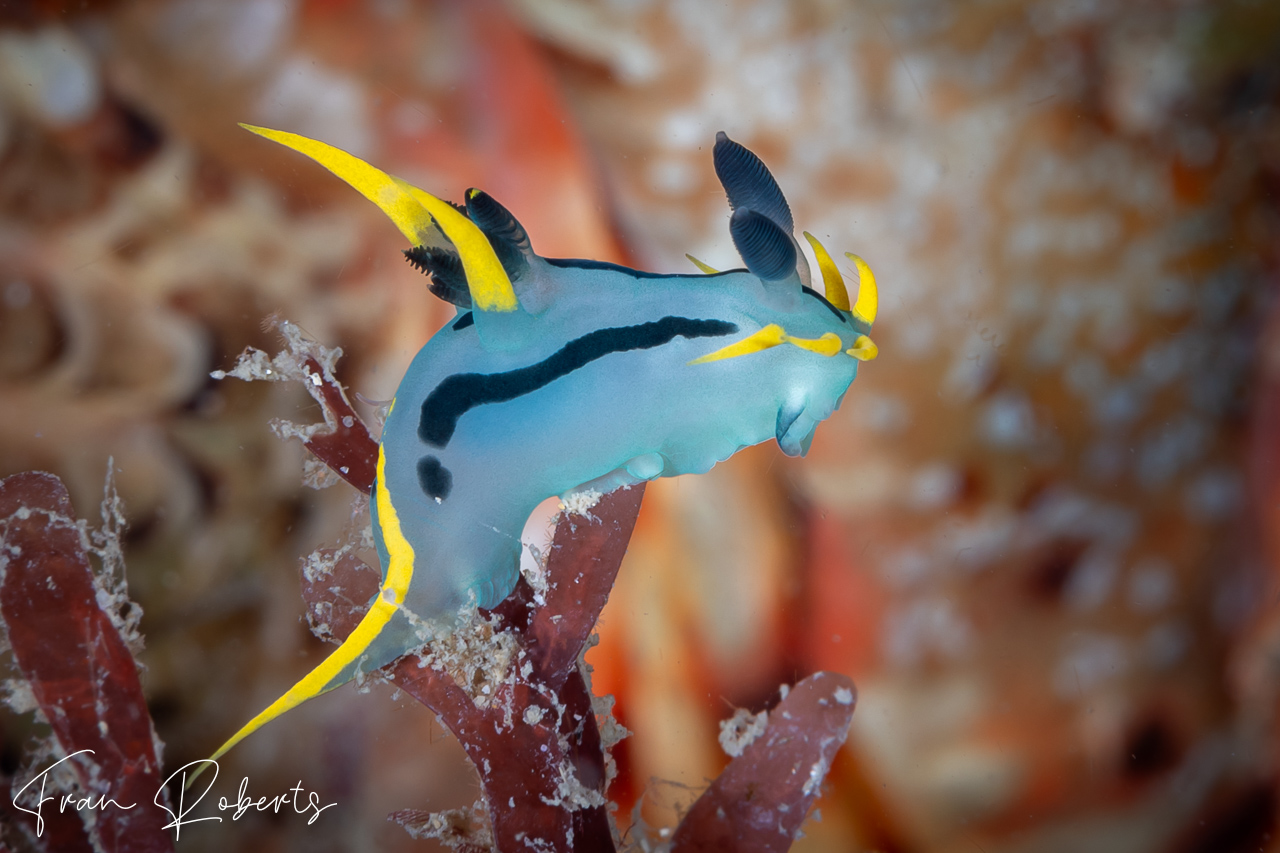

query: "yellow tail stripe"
left=188, top=445, right=417, bottom=788
left=845, top=253, right=878, bottom=325
left=802, top=232, right=851, bottom=312
left=239, top=124, right=438, bottom=247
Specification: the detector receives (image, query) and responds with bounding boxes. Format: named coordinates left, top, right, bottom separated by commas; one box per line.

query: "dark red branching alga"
left=0, top=472, right=173, bottom=853
left=241, top=323, right=859, bottom=852
left=672, top=674, right=857, bottom=852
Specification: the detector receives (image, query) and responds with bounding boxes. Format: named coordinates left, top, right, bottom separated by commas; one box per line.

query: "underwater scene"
left=0, top=1, right=1278, bottom=851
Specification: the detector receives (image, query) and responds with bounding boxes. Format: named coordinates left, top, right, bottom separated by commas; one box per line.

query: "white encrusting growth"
left=560, top=488, right=604, bottom=520
left=717, top=706, right=769, bottom=758
left=212, top=321, right=359, bottom=447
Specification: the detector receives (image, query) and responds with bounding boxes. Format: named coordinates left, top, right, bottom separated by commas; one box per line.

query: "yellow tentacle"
left=238, top=124, right=518, bottom=314
left=685, top=254, right=720, bottom=274
left=788, top=332, right=843, bottom=357
left=847, top=335, right=879, bottom=361
left=400, top=183, right=518, bottom=313
left=238, top=124, right=437, bottom=247
left=689, top=325, right=845, bottom=364
left=689, top=324, right=788, bottom=364
left=802, top=232, right=850, bottom=312
left=844, top=253, right=878, bottom=325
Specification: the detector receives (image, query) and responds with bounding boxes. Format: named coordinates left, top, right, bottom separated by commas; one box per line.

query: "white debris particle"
left=420, top=603, right=519, bottom=709
left=524, top=706, right=545, bottom=726
left=211, top=321, right=358, bottom=454
left=539, top=759, right=607, bottom=810
left=396, top=799, right=493, bottom=848
left=2, top=678, right=37, bottom=714
left=833, top=687, right=854, bottom=706
left=591, top=693, right=631, bottom=749
left=302, top=455, right=342, bottom=489
left=718, top=707, right=769, bottom=758
left=560, top=489, right=603, bottom=519
left=87, top=462, right=146, bottom=654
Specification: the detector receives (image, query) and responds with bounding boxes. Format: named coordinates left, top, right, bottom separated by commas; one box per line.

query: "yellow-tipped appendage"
left=400, top=183, right=518, bottom=312
left=685, top=254, right=720, bottom=274
left=238, top=124, right=518, bottom=313
left=186, top=443, right=416, bottom=788
left=802, top=232, right=851, bottom=312
left=847, top=335, right=879, bottom=361
left=844, top=252, right=878, bottom=326
left=689, top=324, right=844, bottom=365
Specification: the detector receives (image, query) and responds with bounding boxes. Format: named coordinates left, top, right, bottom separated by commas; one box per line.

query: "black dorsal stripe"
left=802, top=287, right=848, bottom=323
left=544, top=256, right=745, bottom=280
left=419, top=316, right=738, bottom=448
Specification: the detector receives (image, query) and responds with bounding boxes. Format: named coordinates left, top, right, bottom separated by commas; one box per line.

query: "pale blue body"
left=376, top=262, right=865, bottom=635
left=205, top=129, right=878, bottom=765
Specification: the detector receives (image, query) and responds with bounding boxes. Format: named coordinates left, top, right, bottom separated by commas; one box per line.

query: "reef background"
left=1, top=1, right=1279, bottom=851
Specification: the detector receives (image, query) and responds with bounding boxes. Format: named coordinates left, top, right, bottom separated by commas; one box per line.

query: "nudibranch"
left=206, top=125, right=878, bottom=767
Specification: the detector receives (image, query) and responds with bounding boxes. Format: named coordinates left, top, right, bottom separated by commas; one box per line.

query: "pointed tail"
left=185, top=590, right=401, bottom=787
left=188, top=443, right=418, bottom=787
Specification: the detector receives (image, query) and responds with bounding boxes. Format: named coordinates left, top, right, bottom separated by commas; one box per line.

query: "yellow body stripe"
left=403, top=185, right=518, bottom=313
left=787, top=332, right=843, bottom=356
left=239, top=124, right=438, bottom=246
left=689, top=325, right=845, bottom=365
left=847, top=334, right=879, bottom=361
left=685, top=254, right=720, bottom=274
left=189, top=445, right=415, bottom=787
left=802, top=232, right=851, bottom=312
left=689, top=323, right=788, bottom=364
left=845, top=253, right=878, bottom=325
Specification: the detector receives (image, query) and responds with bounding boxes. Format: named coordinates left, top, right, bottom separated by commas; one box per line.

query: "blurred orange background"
left=1, top=1, right=1279, bottom=851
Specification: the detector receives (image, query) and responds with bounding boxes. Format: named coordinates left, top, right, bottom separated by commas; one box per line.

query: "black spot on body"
left=419, top=316, right=738, bottom=447
left=417, top=456, right=452, bottom=500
